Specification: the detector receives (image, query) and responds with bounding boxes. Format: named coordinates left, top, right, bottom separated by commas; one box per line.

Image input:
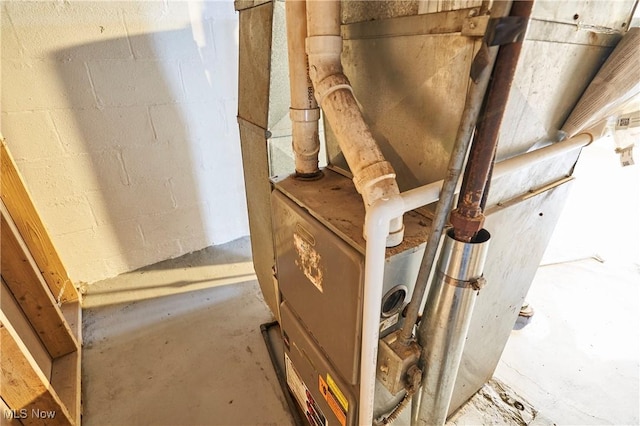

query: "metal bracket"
left=463, top=16, right=527, bottom=44
left=469, top=16, right=528, bottom=82
left=485, top=16, right=528, bottom=46
left=462, top=15, right=491, bottom=37
left=470, top=276, right=487, bottom=291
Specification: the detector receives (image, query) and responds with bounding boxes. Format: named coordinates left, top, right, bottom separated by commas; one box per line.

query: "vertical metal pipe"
left=397, top=42, right=497, bottom=345
left=450, top=0, right=534, bottom=242
left=412, top=229, right=491, bottom=426
left=398, top=0, right=514, bottom=346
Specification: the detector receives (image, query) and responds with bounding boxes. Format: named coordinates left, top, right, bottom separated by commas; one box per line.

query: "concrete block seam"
left=83, top=193, right=100, bottom=230
left=50, top=223, right=97, bottom=240
left=84, top=62, right=103, bottom=109
left=137, top=222, right=147, bottom=247
left=206, top=18, right=218, bottom=61
left=115, top=148, right=132, bottom=186
left=165, top=177, right=179, bottom=209
left=120, top=11, right=136, bottom=60
left=45, top=110, right=68, bottom=154
left=177, top=62, right=190, bottom=101
left=146, top=106, right=159, bottom=141
left=3, top=7, right=27, bottom=57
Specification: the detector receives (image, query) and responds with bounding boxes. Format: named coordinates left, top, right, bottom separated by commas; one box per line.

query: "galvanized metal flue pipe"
left=411, top=3, right=533, bottom=425
left=397, top=0, right=513, bottom=347
left=411, top=229, right=491, bottom=426
left=450, top=0, right=534, bottom=243
left=361, top=131, right=591, bottom=426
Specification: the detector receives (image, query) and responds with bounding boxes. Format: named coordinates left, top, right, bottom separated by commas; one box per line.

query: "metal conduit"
left=398, top=0, right=513, bottom=346
left=450, top=1, right=535, bottom=242
left=360, top=131, right=591, bottom=425
left=412, top=3, right=534, bottom=424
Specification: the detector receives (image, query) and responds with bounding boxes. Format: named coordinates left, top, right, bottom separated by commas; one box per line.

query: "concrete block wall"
left=1, top=1, right=249, bottom=284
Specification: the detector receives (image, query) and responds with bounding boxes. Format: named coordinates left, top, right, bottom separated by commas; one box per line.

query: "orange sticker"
left=319, top=376, right=346, bottom=426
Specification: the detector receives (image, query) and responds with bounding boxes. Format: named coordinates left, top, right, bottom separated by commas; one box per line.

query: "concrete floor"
left=82, top=239, right=294, bottom=425
left=82, top=140, right=639, bottom=425
left=494, top=140, right=640, bottom=425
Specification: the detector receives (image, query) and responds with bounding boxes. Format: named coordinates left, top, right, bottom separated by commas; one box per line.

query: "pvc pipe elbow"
left=305, top=29, right=406, bottom=247
left=386, top=218, right=405, bottom=247
left=363, top=195, right=405, bottom=248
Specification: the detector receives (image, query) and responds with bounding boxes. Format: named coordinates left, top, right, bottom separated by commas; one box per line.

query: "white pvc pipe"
left=492, top=133, right=592, bottom=179
left=286, top=0, right=321, bottom=176
left=306, top=0, right=404, bottom=246
left=359, top=133, right=592, bottom=425
left=361, top=195, right=405, bottom=426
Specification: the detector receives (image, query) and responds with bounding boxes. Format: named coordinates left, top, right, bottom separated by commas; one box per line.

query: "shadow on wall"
left=52, top=5, right=248, bottom=280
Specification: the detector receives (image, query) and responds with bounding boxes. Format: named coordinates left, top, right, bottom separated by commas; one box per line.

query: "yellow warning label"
left=327, top=374, right=349, bottom=412
left=319, top=376, right=346, bottom=426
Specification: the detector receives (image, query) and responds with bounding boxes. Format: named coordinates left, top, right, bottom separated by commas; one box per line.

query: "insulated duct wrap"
left=562, top=27, right=640, bottom=138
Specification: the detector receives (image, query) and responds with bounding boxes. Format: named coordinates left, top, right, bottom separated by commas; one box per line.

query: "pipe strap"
left=314, top=73, right=355, bottom=108
left=441, top=272, right=486, bottom=290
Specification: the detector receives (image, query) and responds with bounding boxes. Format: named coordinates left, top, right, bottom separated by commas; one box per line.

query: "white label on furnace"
left=285, top=353, right=307, bottom=410
left=380, top=312, right=400, bottom=332
left=284, top=353, right=328, bottom=426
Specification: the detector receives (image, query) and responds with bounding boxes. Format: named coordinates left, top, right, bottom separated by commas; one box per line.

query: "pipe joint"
left=292, top=138, right=321, bottom=157
left=449, top=209, right=485, bottom=243
left=356, top=161, right=403, bottom=246
left=289, top=107, right=320, bottom=123
left=386, top=220, right=405, bottom=247
left=305, top=35, right=342, bottom=57
left=364, top=194, right=405, bottom=247
left=353, top=161, right=397, bottom=198
left=306, top=35, right=343, bottom=84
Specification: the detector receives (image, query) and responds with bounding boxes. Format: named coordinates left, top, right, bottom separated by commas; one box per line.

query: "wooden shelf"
left=1, top=203, right=79, bottom=358
left=1, top=141, right=78, bottom=304
left=1, top=139, right=82, bottom=425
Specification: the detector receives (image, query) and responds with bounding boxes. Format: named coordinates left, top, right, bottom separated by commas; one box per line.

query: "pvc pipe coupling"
left=305, top=35, right=345, bottom=100
left=305, top=35, right=343, bottom=63
left=357, top=162, right=405, bottom=247
left=289, top=107, right=320, bottom=123
left=289, top=108, right=322, bottom=159
left=290, top=108, right=321, bottom=175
